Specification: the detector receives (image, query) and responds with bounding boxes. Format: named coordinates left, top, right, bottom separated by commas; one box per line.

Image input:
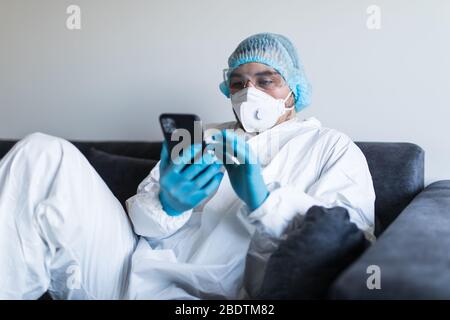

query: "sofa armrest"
left=329, top=180, right=450, bottom=299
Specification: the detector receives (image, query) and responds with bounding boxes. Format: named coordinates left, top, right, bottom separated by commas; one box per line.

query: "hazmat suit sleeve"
left=239, top=132, right=376, bottom=240
left=126, top=162, right=193, bottom=239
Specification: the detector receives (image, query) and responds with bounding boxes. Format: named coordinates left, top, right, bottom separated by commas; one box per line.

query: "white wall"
left=1, top=0, right=449, bottom=184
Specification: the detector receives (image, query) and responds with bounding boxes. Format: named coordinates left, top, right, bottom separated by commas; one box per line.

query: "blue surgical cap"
left=219, top=33, right=312, bottom=112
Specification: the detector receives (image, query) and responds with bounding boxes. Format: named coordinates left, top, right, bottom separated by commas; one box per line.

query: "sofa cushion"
left=258, top=205, right=369, bottom=300
left=88, top=148, right=158, bottom=208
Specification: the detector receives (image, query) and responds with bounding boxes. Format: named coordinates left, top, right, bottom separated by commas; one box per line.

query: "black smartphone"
left=159, top=113, right=204, bottom=160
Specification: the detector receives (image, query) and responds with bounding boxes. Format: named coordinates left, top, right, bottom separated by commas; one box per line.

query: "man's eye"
left=258, top=79, right=273, bottom=86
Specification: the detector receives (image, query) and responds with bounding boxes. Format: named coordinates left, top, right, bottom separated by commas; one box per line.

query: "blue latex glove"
left=214, top=130, right=269, bottom=211
left=159, top=142, right=224, bottom=216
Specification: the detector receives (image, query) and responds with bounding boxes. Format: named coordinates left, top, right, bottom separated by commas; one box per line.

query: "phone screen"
left=159, top=113, right=204, bottom=160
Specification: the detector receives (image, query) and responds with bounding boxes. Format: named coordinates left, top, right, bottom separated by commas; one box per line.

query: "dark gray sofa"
left=1, top=138, right=449, bottom=299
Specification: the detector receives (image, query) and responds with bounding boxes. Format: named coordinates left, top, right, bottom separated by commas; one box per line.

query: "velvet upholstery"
left=88, top=148, right=158, bottom=208
left=356, top=142, right=425, bottom=235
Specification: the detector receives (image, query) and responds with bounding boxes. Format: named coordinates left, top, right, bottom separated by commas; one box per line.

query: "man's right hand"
left=158, top=142, right=224, bottom=216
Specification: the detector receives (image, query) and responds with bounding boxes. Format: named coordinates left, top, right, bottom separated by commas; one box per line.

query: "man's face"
left=228, top=62, right=293, bottom=102
left=228, top=62, right=296, bottom=127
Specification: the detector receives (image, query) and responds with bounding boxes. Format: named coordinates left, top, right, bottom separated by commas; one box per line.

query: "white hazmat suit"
left=0, top=117, right=375, bottom=299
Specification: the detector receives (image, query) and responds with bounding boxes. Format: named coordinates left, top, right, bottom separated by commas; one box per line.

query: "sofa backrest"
left=355, top=142, right=424, bottom=235
left=0, top=139, right=424, bottom=235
